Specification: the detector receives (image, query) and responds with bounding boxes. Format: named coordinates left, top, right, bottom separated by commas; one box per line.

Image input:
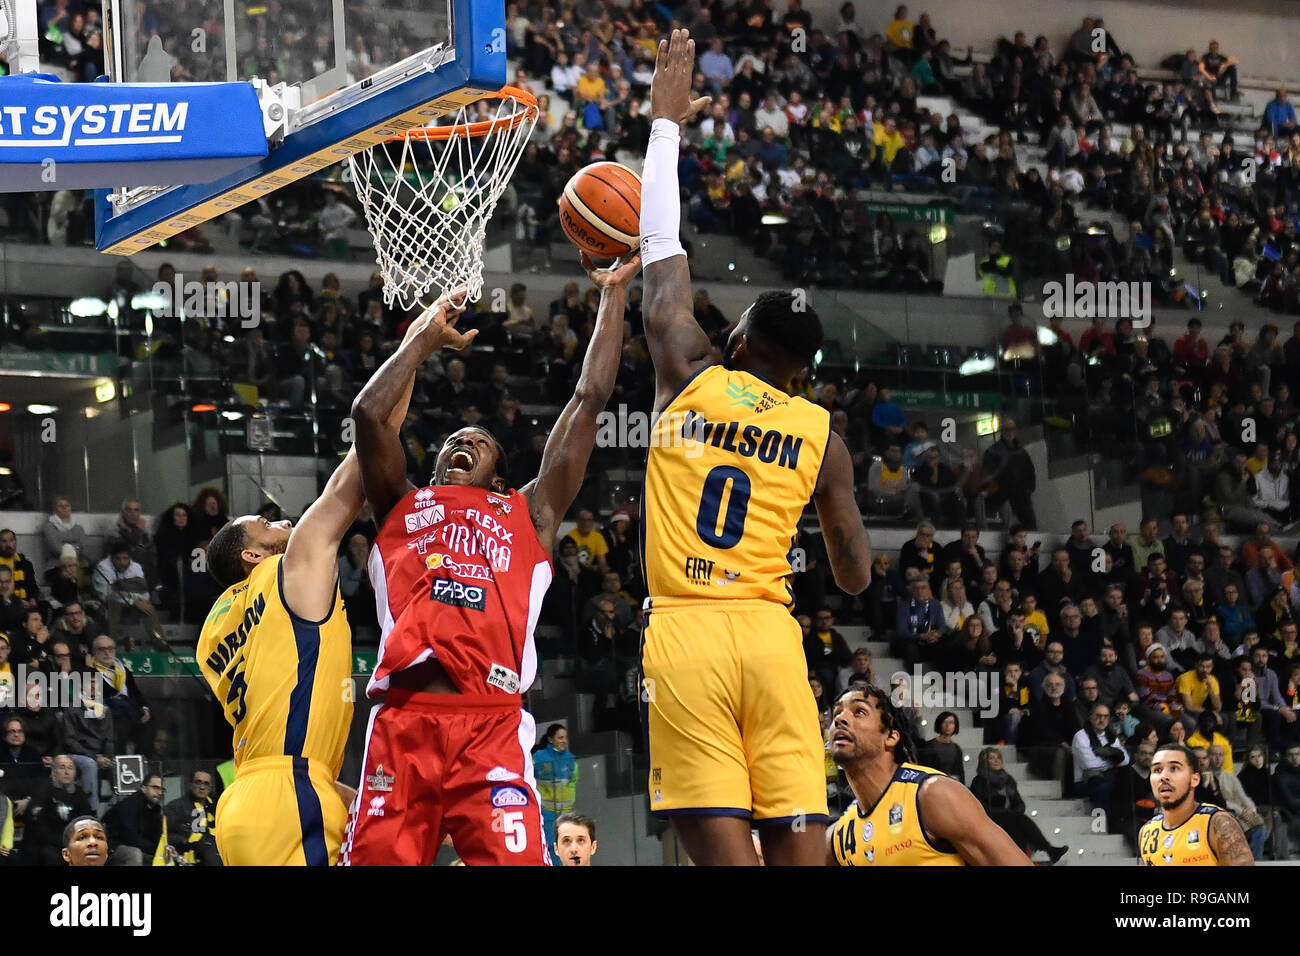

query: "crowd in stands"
left=11, top=0, right=1300, bottom=865
left=9, top=0, right=1300, bottom=314
left=796, top=507, right=1300, bottom=859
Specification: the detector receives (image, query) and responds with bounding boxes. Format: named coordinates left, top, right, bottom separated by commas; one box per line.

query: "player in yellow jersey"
left=826, top=687, right=1029, bottom=866
left=199, top=294, right=471, bottom=865
left=637, top=30, right=873, bottom=865
left=1138, top=743, right=1253, bottom=866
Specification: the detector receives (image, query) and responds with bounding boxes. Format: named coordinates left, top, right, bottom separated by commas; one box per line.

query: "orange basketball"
left=558, top=161, right=641, bottom=258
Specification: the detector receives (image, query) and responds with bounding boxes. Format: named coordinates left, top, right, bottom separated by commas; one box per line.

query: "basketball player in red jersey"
left=340, top=252, right=640, bottom=866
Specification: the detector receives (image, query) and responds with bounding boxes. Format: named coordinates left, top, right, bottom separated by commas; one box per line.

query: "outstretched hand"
left=407, top=285, right=476, bottom=355
left=581, top=249, right=642, bottom=290
left=650, top=29, right=711, bottom=126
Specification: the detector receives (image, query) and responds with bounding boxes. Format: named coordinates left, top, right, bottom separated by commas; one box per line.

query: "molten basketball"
left=558, top=161, right=642, bottom=258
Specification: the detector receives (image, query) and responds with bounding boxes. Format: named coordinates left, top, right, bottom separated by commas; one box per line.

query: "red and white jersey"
left=367, top=484, right=552, bottom=699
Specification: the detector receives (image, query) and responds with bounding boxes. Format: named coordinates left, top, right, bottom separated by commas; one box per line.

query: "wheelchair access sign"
left=115, top=755, right=145, bottom=793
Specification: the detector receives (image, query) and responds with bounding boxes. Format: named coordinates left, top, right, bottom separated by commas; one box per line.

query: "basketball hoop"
left=347, top=85, right=539, bottom=312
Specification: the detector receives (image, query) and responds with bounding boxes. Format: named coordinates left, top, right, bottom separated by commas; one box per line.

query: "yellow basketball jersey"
left=829, top=763, right=966, bottom=866
left=1138, top=803, right=1222, bottom=866
left=198, top=554, right=353, bottom=777
left=643, top=365, right=829, bottom=605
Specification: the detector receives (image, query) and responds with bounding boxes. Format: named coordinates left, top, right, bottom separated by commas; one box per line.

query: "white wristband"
left=639, top=118, right=687, bottom=268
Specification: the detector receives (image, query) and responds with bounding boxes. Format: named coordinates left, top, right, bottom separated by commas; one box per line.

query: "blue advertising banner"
left=0, top=74, right=268, bottom=191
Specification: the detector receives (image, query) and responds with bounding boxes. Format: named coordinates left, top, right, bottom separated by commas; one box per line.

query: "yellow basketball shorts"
left=215, top=757, right=347, bottom=866
left=641, top=600, right=830, bottom=825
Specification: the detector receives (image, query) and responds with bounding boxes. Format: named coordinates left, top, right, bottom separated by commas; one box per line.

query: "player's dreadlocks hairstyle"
left=745, top=290, right=824, bottom=365
left=206, top=520, right=248, bottom=590
left=837, top=685, right=917, bottom=765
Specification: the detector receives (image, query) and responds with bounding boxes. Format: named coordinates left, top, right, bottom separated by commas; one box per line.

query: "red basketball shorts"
left=339, top=691, right=551, bottom=866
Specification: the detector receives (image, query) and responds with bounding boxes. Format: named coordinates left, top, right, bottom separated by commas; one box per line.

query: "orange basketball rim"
left=390, top=85, right=539, bottom=144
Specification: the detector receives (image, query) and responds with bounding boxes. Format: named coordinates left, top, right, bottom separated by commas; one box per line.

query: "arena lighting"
left=814, top=348, right=824, bottom=366
left=222, top=411, right=245, bottom=421
left=959, top=354, right=995, bottom=376
left=191, top=403, right=218, bottom=413
left=928, top=223, right=947, bottom=244
left=760, top=214, right=789, bottom=225
left=0, top=403, right=10, bottom=413
left=94, top=380, right=115, bottom=403
left=68, top=297, right=109, bottom=318
left=107, top=300, right=120, bottom=321
left=27, top=404, right=57, bottom=414
left=975, top=415, right=999, bottom=436
left=84, top=407, right=100, bottom=419
left=1037, top=325, right=1059, bottom=346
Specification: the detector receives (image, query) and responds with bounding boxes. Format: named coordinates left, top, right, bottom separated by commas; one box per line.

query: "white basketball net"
left=347, top=89, right=538, bottom=311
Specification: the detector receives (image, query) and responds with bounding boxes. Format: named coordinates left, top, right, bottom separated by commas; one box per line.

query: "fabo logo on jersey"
left=429, top=578, right=486, bottom=611
left=404, top=504, right=446, bottom=533
left=888, top=803, right=904, bottom=832
left=1187, top=830, right=1200, bottom=847
left=491, top=785, right=529, bottom=808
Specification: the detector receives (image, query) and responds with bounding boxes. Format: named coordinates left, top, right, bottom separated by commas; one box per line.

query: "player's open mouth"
left=448, top=449, right=475, bottom=473
left=831, top=731, right=853, bottom=745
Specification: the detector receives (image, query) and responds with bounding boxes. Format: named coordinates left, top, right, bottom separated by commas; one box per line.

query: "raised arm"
left=522, top=253, right=639, bottom=555
left=642, top=29, right=715, bottom=413
left=282, top=317, right=432, bottom=620
left=350, top=291, right=476, bottom=528
left=919, top=775, right=1032, bottom=866
left=813, top=432, right=872, bottom=594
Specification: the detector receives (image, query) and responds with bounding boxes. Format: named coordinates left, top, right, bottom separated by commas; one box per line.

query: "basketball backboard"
left=95, top=0, right=507, bottom=255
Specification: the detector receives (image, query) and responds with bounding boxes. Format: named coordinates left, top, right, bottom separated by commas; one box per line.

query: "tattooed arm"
left=1209, top=808, right=1255, bottom=866
left=813, top=432, right=872, bottom=594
